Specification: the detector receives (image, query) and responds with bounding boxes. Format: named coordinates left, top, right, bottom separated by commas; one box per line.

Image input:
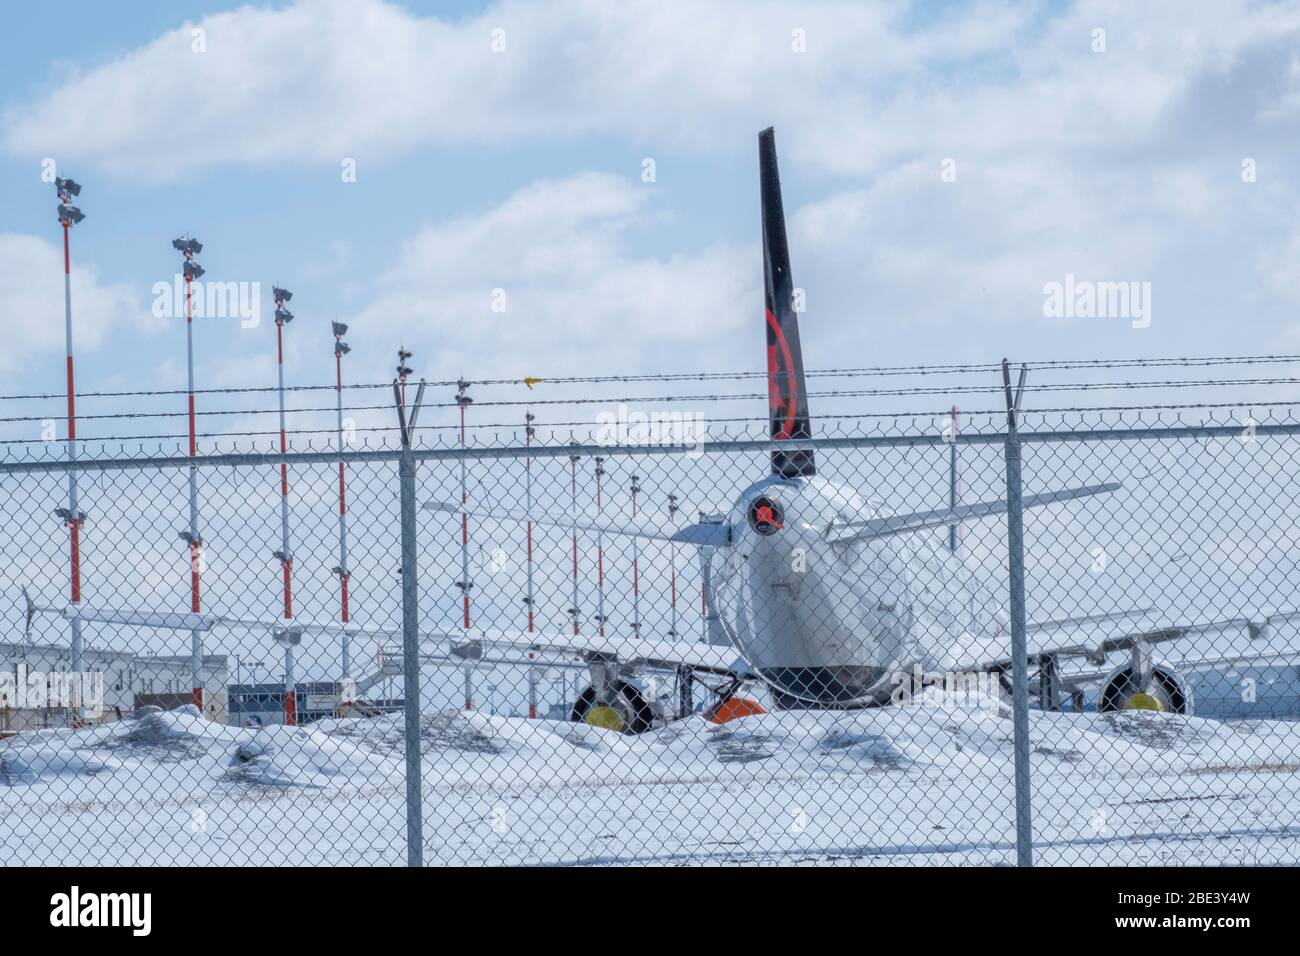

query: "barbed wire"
left=2, top=399, right=1296, bottom=446
left=2, top=353, right=1298, bottom=404
left=4, top=375, right=1300, bottom=424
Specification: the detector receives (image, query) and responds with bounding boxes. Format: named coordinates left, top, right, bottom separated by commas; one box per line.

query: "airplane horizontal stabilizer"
left=827, top=481, right=1121, bottom=544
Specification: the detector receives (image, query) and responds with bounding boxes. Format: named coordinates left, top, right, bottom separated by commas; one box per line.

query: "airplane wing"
left=423, top=500, right=733, bottom=546
left=21, top=590, right=740, bottom=677
left=827, top=482, right=1121, bottom=544
left=22, top=591, right=284, bottom=636
left=427, top=627, right=741, bottom=677
left=949, top=607, right=1279, bottom=673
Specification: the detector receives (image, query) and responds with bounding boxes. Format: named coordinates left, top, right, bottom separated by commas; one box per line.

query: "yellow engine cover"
left=584, top=705, right=626, bottom=732
left=1123, top=691, right=1164, bottom=713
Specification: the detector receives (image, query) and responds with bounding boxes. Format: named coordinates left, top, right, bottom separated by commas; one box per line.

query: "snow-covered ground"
left=1, top=704, right=1297, bottom=866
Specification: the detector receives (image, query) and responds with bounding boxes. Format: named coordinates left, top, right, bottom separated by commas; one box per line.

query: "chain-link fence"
left=1, top=412, right=1297, bottom=865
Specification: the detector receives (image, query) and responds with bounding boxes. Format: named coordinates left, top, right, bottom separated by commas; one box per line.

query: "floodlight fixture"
left=55, top=177, right=81, bottom=198
left=172, top=237, right=203, bottom=256
left=183, top=261, right=205, bottom=280
left=275, top=307, right=294, bottom=324
left=332, top=321, right=349, bottom=337
left=272, top=287, right=293, bottom=304
left=396, top=363, right=413, bottom=379
left=335, top=342, right=351, bottom=356
left=398, top=348, right=412, bottom=362
left=58, top=204, right=85, bottom=225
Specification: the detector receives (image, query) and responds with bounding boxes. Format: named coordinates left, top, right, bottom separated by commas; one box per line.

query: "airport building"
left=0, top=640, right=228, bottom=731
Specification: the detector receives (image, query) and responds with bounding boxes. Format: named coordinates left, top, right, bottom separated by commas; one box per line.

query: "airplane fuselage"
left=710, top=474, right=975, bottom=706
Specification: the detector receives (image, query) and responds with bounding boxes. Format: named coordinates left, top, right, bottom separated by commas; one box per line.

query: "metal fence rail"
left=1, top=412, right=1297, bottom=866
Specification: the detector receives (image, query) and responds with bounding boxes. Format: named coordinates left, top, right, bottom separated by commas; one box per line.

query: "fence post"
left=1002, top=360, right=1034, bottom=867
left=398, top=448, right=424, bottom=867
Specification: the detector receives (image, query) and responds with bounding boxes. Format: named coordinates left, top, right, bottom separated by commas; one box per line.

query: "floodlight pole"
left=271, top=288, right=296, bottom=725
left=568, top=443, right=580, bottom=636
left=274, top=293, right=293, bottom=624
left=333, top=324, right=351, bottom=679
left=176, top=237, right=206, bottom=713
left=631, top=474, right=641, bottom=639
left=57, top=184, right=85, bottom=716
left=594, top=457, right=607, bottom=636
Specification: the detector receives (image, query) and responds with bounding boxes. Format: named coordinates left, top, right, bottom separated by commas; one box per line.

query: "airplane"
left=25, top=127, right=1275, bottom=734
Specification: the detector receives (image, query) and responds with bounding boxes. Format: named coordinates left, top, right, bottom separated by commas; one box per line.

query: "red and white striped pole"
left=332, top=322, right=352, bottom=679
left=174, top=236, right=206, bottom=712
left=55, top=178, right=86, bottom=715
left=272, top=287, right=295, bottom=724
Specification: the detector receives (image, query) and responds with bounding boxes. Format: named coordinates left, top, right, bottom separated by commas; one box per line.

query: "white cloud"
left=0, top=233, right=145, bottom=375
left=349, top=171, right=753, bottom=386
left=0, top=0, right=1191, bottom=177
left=8, top=0, right=1300, bottom=181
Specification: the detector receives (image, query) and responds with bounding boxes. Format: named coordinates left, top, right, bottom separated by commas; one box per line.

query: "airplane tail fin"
left=760, top=127, right=815, bottom=478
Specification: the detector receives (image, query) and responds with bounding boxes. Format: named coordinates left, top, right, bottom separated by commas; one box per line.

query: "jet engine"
left=1098, top=662, right=1193, bottom=715
left=569, top=678, right=660, bottom=735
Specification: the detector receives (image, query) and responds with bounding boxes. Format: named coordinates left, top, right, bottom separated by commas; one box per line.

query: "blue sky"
left=3, top=0, right=1300, bottom=449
